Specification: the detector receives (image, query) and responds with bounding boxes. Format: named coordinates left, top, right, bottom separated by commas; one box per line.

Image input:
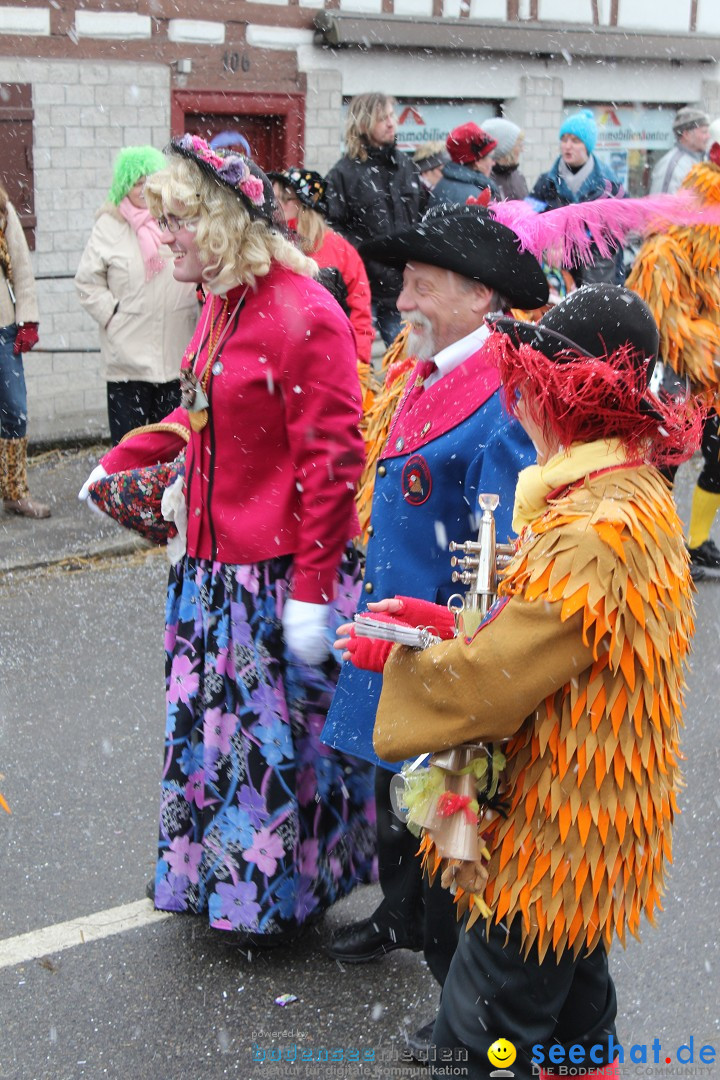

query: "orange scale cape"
left=427, top=466, right=694, bottom=962
left=626, top=162, right=720, bottom=402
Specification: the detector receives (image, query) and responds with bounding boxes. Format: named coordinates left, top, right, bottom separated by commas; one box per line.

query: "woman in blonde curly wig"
left=145, top=153, right=315, bottom=294
left=91, top=134, right=376, bottom=944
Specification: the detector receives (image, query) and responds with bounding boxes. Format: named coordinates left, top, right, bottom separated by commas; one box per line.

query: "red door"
left=184, top=113, right=285, bottom=172
left=173, top=92, right=304, bottom=173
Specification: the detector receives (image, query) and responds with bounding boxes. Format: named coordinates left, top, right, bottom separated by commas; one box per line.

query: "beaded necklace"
left=180, top=290, right=247, bottom=432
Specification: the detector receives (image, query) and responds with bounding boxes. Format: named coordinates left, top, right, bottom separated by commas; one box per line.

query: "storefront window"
left=394, top=101, right=498, bottom=151
left=563, top=103, right=678, bottom=196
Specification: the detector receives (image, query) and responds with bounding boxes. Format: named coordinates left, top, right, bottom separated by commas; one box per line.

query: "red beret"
left=446, top=123, right=498, bottom=165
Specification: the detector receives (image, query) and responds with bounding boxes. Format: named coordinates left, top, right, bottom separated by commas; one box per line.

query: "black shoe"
left=405, top=1020, right=436, bottom=1064
left=688, top=539, right=720, bottom=577
left=690, top=561, right=707, bottom=583
left=326, top=917, right=422, bottom=963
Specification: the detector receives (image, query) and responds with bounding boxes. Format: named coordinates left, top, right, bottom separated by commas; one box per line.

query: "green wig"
left=108, top=146, right=167, bottom=205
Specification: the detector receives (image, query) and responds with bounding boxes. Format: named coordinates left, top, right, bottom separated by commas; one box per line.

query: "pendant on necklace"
left=189, top=409, right=208, bottom=432
left=181, top=369, right=210, bottom=431
left=180, top=369, right=199, bottom=411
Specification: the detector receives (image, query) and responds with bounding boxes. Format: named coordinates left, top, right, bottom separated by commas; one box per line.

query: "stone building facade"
left=1, top=0, right=719, bottom=442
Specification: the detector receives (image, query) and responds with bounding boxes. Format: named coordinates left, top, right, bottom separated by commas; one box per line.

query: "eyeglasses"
left=157, top=213, right=199, bottom=234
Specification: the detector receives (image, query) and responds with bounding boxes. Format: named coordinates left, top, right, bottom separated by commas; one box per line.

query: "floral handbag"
left=87, top=451, right=186, bottom=545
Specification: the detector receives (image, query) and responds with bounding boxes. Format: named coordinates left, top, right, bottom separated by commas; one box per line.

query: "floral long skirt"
left=153, top=551, right=377, bottom=936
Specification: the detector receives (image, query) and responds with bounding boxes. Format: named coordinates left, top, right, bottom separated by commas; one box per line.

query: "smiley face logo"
left=488, top=1038, right=517, bottom=1071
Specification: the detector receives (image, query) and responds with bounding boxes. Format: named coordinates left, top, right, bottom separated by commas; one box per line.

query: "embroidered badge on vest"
left=401, top=455, right=432, bottom=506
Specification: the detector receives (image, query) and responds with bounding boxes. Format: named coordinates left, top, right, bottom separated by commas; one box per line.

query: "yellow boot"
left=687, top=485, right=720, bottom=579
left=2, top=437, right=51, bottom=519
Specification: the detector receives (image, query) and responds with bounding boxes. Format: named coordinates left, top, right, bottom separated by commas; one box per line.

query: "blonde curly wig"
left=145, top=157, right=316, bottom=294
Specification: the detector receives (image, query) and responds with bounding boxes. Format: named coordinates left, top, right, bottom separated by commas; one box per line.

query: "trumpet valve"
left=450, top=555, right=479, bottom=570
left=449, top=540, right=482, bottom=554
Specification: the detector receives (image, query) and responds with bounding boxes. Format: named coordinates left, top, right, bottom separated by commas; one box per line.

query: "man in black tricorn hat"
left=321, top=204, right=548, bottom=1058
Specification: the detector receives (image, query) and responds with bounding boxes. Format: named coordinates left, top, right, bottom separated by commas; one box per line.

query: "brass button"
left=377, top=465, right=387, bottom=477
left=367, top=525, right=374, bottom=537
left=395, top=437, right=404, bottom=451
left=364, top=581, right=374, bottom=594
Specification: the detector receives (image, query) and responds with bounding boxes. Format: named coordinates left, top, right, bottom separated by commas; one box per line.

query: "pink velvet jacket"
left=101, top=264, right=365, bottom=603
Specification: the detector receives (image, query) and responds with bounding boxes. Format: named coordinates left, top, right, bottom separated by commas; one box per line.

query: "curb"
left=0, top=536, right=150, bottom=577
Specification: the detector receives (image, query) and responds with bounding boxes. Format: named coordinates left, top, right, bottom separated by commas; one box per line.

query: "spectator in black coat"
left=325, top=94, right=423, bottom=347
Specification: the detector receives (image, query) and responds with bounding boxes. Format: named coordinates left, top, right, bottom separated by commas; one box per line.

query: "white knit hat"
left=672, top=105, right=710, bottom=134
left=482, top=118, right=522, bottom=158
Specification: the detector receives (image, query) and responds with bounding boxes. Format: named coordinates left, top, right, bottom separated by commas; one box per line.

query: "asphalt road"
left=0, top=502, right=718, bottom=1079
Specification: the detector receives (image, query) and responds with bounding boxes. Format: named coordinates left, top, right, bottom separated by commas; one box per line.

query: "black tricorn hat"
left=359, top=205, right=549, bottom=311
left=491, top=284, right=659, bottom=370
left=490, top=284, right=662, bottom=417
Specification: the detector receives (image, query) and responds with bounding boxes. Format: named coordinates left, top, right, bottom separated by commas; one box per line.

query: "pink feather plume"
left=489, top=190, right=720, bottom=267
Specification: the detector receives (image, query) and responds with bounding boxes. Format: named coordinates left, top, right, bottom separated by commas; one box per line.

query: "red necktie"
left=413, top=358, right=438, bottom=386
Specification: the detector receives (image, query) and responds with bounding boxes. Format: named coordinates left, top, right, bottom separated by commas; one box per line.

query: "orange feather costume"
left=375, top=462, right=694, bottom=962
left=626, top=161, right=720, bottom=398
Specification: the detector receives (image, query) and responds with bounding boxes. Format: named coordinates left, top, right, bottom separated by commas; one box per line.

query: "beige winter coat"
left=0, top=201, right=39, bottom=328
left=74, top=204, right=198, bottom=383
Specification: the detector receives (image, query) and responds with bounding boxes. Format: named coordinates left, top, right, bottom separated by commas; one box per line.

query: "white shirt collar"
left=424, top=323, right=491, bottom=387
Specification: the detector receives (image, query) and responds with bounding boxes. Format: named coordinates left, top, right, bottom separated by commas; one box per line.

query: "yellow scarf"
left=512, top=438, right=631, bottom=533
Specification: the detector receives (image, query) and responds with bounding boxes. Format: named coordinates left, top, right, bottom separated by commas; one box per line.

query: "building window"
left=0, top=83, right=36, bottom=250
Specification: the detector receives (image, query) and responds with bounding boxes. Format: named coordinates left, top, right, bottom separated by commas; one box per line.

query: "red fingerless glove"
left=346, top=612, right=403, bottom=673
left=14, top=323, right=39, bottom=354
left=394, top=596, right=456, bottom=640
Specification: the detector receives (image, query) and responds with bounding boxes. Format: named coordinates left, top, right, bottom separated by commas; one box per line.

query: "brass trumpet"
left=447, top=492, right=514, bottom=636
left=389, top=493, right=512, bottom=867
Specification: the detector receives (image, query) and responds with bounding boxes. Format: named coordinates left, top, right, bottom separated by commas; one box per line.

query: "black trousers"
left=431, top=915, right=617, bottom=1080
left=106, top=379, right=181, bottom=446
left=696, top=411, right=720, bottom=494
left=374, top=765, right=460, bottom=987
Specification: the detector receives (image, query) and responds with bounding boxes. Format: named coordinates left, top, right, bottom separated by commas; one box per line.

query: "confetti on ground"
left=274, top=994, right=298, bottom=1007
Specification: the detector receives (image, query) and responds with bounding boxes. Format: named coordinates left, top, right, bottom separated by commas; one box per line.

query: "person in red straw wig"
left=336, top=284, right=703, bottom=1079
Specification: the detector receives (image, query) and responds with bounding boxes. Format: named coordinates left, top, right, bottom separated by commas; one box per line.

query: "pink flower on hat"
left=240, top=174, right=265, bottom=206
left=176, top=133, right=266, bottom=208
left=189, top=135, right=224, bottom=169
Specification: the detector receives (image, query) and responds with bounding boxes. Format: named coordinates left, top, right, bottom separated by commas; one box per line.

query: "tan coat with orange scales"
left=374, top=465, right=694, bottom=963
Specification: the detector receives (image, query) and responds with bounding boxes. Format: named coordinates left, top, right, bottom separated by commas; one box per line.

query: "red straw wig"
left=486, top=331, right=704, bottom=468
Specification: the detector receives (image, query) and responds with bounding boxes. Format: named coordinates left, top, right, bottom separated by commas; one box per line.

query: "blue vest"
left=322, top=350, right=535, bottom=769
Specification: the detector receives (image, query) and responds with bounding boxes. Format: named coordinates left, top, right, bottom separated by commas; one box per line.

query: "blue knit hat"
left=559, top=109, right=597, bottom=154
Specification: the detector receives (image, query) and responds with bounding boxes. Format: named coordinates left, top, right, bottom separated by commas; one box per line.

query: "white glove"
left=161, top=473, right=187, bottom=565
left=282, top=598, right=330, bottom=666
left=78, top=463, right=107, bottom=501
left=78, top=463, right=110, bottom=519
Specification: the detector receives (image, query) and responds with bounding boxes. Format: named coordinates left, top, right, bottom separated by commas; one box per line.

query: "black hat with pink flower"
left=167, top=134, right=281, bottom=226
